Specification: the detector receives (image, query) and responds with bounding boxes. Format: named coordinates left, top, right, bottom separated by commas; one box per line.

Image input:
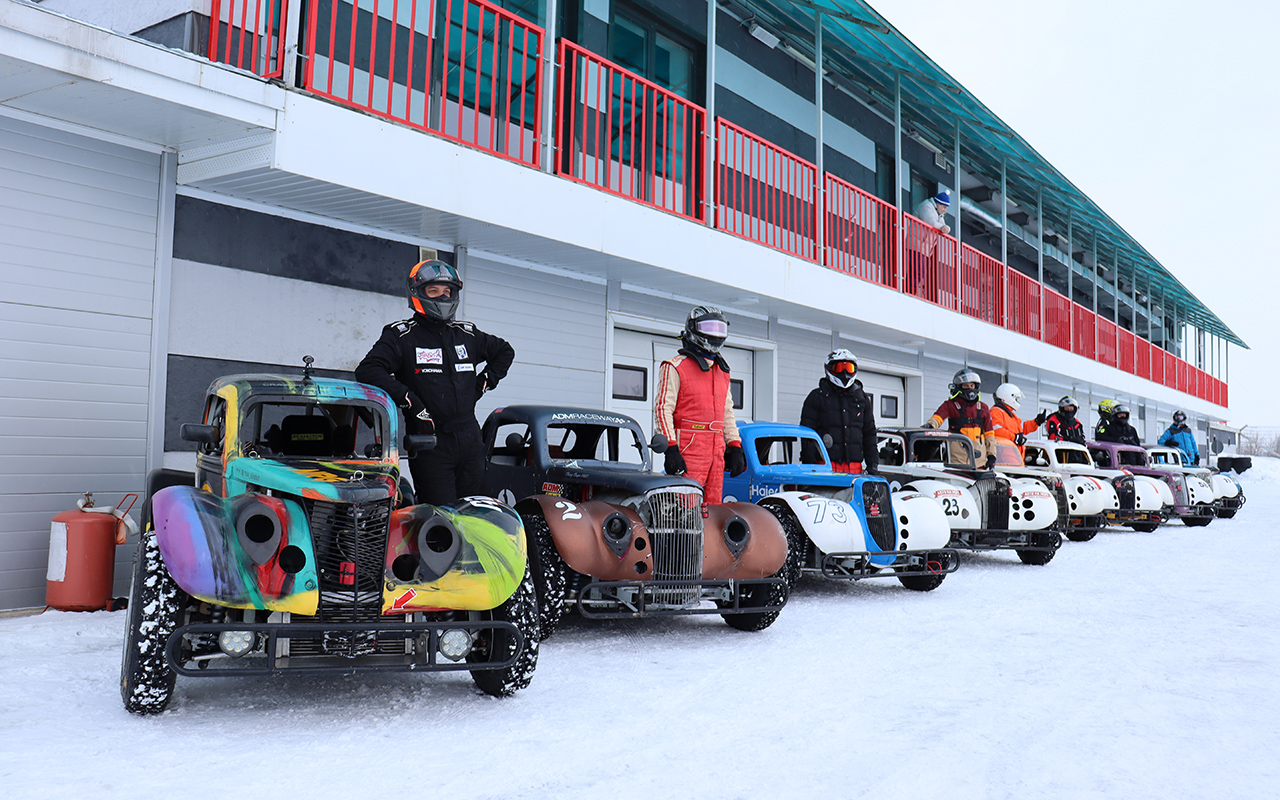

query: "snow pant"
left=832, top=462, right=864, bottom=474
left=677, top=425, right=726, bottom=504
left=408, top=425, right=485, bottom=506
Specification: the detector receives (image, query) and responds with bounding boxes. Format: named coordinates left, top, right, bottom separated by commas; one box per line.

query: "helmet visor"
left=694, top=319, right=729, bottom=338
left=829, top=361, right=856, bottom=374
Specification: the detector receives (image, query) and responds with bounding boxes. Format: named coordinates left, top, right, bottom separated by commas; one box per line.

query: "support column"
left=894, top=72, right=903, bottom=289
left=282, top=0, right=305, bottom=87
left=1036, top=186, right=1044, bottom=340
left=540, top=0, right=560, bottom=173
left=814, top=13, right=824, bottom=261
left=1066, top=213, right=1074, bottom=345
left=704, top=0, right=717, bottom=226
left=1001, top=157, right=1008, bottom=326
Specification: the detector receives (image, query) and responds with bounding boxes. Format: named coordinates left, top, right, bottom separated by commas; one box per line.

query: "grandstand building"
left=0, top=0, right=1244, bottom=608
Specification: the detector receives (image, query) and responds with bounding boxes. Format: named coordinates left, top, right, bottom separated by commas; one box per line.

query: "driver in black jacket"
left=799, top=349, right=879, bottom=474
left=355, top=260, right=514, bottom=505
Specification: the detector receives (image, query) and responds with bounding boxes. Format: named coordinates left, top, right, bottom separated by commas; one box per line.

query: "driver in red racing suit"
left=654, top=306, right=747, bottom=504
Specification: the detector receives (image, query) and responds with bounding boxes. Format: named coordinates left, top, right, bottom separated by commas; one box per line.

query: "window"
left=489, top=422, right=531, bottom=465
left=547, top=423, right=646, bottom=465
left=609, top=8, right=698, bottom=100
left=729, top=379, right=744, bottom=410
left=612, top=365, right=647, bottom=401
left=755, top=436, right=826, bottom=466
left=241, top=400, right=388, bottom=460
left=875, top=149, right=895, bottom=206
left=880, top=395, right=899, bottom=420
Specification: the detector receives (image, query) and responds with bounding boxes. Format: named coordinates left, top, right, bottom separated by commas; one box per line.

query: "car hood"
left=227, top=458, right=399, bottom=503
left=752, top=464, right=853, bottom=488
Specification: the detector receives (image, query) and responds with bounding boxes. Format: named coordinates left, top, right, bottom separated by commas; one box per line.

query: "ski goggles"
left=828, top=361, right=857, bottom=374
left=693, top=319, right=729, bottom=337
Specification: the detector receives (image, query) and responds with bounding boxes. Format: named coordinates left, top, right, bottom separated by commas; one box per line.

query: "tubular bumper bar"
left=165, top=620, right=523, bottom=677
left=949, top=529, right=1062, bottom=552
left=575, top=577, right=785, bottom=619
left=819, top=549, right=961, bottom=581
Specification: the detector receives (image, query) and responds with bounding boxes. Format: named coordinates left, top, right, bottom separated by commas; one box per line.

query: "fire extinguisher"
left=46, top=492, right=139, bottom=612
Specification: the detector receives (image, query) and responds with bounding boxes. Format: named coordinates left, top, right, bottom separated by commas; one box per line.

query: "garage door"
left=0, top=114, right=161, bottom=609
left=611, top=328, right=753, bottom=446
left=857, top=369, right=906, bottom=427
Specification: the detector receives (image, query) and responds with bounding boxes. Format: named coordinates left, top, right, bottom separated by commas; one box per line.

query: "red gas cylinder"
left=46, top=493, right=136, bottom=612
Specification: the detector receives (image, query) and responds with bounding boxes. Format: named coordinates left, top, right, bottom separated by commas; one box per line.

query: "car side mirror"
left=180, top=423, right=217, bottom=444
left=649, top=433, right=668, bottom=454
left=404, top=434, right=437, bottom=454
left=505, top=432, right=526, bottom=451
left=822, top=433, right=834, bottom=449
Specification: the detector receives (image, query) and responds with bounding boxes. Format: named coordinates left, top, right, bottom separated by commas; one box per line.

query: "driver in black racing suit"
left=356, top=259, right=514, bottom=505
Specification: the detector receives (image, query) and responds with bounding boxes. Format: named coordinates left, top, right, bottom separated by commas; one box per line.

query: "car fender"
left=1185, top=475, right=1215, bottom=506
left=382, top=497, right=527, bottom=613
left=1063, top=475, right=1110, bottom=516
left=905, top=478, right=983, bottom=530
left=891, top=491, right=952, bottom=550
left=703, top=502, right=788, bottom=579
left=1006, top=479, right=1058, bottom=530
left=1139, top=476, right=1176, bottom=507
left=760, top=491, right=888, bottom=561
left=1210, top=473, right=1240, bottom=500
left=524, top=495, right=652, bottom=582
left=150, top=485, right=321, bottom=615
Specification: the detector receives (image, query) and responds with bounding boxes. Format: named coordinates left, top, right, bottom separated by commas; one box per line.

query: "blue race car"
left=723, top=422, right=958, bottom=592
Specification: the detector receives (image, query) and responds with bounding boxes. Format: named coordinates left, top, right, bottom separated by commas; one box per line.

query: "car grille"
left=974, top=476, right=1009, bottom=530
left=1115, top=476, right=1136, bottom=510
left=639, top=487, right=704, bottom=604
left=293, top=498, right=396, bottom=657
left=1051, top=481, right=1069, bottom=528
left=1169, top=474, right=1189, bottom=505
left=859, top=481, right=896, bottom=552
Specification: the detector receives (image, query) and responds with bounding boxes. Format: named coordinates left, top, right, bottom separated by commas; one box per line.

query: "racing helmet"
left=1113, top=404, right=1132, bottom=424
left=1058, top=395, right=1079, bottom=417
left=1173, top=410, right=1187, bottom=424
left=407, top=259, right=463, bottom=321
left=949, top=369, right=982, bottom=403
left=994, top=382, right=1023, bottom=411
left=825, top=348, right=859, bottom=389
left=682, top=306, right=729, bottom=355
left=1098, top=398, right=1118, bottom=417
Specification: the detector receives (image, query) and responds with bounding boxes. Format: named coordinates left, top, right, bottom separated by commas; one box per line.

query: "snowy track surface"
left=4, top=462, right=1279, bottom=799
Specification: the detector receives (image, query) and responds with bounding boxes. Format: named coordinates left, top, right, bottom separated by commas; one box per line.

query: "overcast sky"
left=864, top=0, right=1279, bottom=427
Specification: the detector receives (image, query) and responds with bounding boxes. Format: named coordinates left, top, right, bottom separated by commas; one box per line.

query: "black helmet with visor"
left=407, top=259, right=463, bottom=322
left=682, top=306, right=729, bottom=355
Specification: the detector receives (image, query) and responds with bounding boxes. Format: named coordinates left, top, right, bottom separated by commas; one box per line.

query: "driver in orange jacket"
left=990, top=382, right=1047, bottom=465
left=655, top=306, right=747, bottom=504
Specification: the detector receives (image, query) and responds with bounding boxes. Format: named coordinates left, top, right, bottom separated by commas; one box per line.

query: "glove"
left=1035, top=409, right=1049, bottom=426
left=984, top=454, right=997, bottom=469
left=864, top=464, right=878, bottom=476
left=664, top=448, right=687, bottom=476
left=476, top=371, right=492, bottom=395
left=725, top=443, right=747, bottom=477
left=1014, top=433, right=1027, bottom=446
left=402, top=393, right=435, bottom=433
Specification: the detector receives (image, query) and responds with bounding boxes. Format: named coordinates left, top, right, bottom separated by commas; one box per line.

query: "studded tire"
left=898, top=569, right=946, bottom=592
left=718, top=504, right=800, bottom=632
left=522, top=510, right=572, bottom=642
left=468, top=560, right=540, bottom=697
left=120, top=528, right=186, bottom=715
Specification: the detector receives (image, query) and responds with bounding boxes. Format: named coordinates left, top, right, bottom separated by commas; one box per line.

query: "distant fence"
left=1237, top=427, right=1280, bottom=457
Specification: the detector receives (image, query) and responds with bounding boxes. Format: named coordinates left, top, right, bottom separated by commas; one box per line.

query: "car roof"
left=209, top=374, right=393, bottom=407
left=487, top=405, right=641, bottom=429
left=737, top=422, right=821, bottom=441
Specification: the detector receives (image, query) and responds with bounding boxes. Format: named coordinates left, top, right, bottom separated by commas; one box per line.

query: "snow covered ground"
left=3, top=462, right=1277, bottom=800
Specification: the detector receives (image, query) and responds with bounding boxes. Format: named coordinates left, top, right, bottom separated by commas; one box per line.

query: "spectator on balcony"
left=1045, top=396, right=1087, bottom=445
left=909, top=190, right=951, bottom=302
left=990, top=383, right=1048, bottom=464
left=1096, top=404, right=1141, bottom=446
left=1158, top=410, right=1201, bottom=465
left=800, top=349, right=879, bottom=475
left=924, top=368, right=999, bottom=469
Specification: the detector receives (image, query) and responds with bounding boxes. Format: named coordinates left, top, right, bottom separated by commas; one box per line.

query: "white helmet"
left=825, top=349, right=858, bottom=390
left=994, top=382, right=1023, bottom=411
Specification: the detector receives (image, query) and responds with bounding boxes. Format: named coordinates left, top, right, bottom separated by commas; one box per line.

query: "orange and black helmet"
left=407, top=259, right=462, bottom=321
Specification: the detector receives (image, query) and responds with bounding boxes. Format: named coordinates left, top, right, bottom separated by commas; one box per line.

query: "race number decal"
left=940, top=497, right=961, bottom=516
left=805, top=498, right=848, bottom=525
left=554, top=500, right=582, bottom=520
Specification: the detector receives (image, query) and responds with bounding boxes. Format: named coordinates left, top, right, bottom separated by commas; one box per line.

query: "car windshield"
left=547, top=423, right=646, bottom=466
left=755, top=436, right=827, bottom=466
left=1149, top=451, right=1177, bottom=465
left=1117, top=450, right=1147, bottom=467
left=911, top=436, right=975, bottom=468
left=1056, top=449, right=1091, bottom=466
left=240, top=399, right=388, bottom=460
left=877, top=436, right=906, bottom=466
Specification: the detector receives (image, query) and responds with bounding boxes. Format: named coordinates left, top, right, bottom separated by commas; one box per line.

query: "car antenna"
left=302, top=354, right=315, bottom=382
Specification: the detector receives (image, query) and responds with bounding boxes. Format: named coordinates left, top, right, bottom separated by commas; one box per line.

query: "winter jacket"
left=799, top=378, right=879, bottom=472
left=1045, top=412, right=1086, bottom=445
left=991, top=403, right=1039, bottom=461
left=1158, top=423, right=1200, bottom=465
left=911, top=199, right=950, bottom=256
left=355, top=315, right=514, bottom=429
left=1093, top=412, right=1112, bottom=441
left=1096, top=418, right=1141, bottom=446
left=655, top=348, right=741, bottom=504
left=926, top=398, right=998, bottom=462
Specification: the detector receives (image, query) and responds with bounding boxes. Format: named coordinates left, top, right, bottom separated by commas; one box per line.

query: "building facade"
left=0, top=0, right=1242, bottom=609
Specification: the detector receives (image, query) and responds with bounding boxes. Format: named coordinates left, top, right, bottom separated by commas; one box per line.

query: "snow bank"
left=2, top=486, right=1278, bottom=799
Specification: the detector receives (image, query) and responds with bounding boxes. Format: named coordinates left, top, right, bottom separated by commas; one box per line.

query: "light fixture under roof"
left=749, top=22, right=781, bottom=49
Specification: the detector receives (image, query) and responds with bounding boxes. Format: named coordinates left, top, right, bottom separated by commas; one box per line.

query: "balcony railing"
left=202, top=10, right=1227, bottom=405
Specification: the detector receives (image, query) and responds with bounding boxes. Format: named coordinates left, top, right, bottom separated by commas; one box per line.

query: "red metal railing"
left=1072, top=305, right=1095, bottom=360
left=1042, top=287, right=1072, bottom=350
left=1136, top=337, right=1151, bottom=379
left=824, top=175, right=897, bottom=287
left=209, top=0, right=289, bottom=78
left=1006, top=270, right=1040, bottom=339
left=958, top=244, right=1005, bottom=326
left=556, top=41, right=705, bottom=220
left=1118, top=328, right=1136, bottom=374
left=900, top=213, right=958, bottom=308
left=715, top=118, right=818, bottom=261
left=1096, top=318, right=1118, bottom=367
left=301, top=0, right=543, bottom=167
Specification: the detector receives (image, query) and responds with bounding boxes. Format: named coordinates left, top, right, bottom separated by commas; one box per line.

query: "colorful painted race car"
left=482, top=406, right=789, bottom=638
left=876, top=428, right=1062, bottom=564
left=1144, top=445, right=1245, bottom=519
left=121, top=363, right=538, bottom=715
left=1088, top=441, right=1215, bottom=527
left=1021, top=439, right=1167, bottom=532
left=720, top=422, right=957, bottom=592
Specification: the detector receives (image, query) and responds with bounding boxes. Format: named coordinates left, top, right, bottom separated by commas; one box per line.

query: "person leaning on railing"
left=910, top=191, right=952, bottom=302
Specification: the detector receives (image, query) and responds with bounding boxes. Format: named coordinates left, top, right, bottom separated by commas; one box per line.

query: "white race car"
left=1023, top=440, right=1168, bottom=532
left=1145, top=445, right=1245, bottom=519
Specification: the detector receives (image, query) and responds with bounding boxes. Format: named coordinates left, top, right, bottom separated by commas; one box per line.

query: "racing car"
left=121, top=361, right=539, bottom=714
left=1022, top=439, right=1167, bottom=532
left=1088, top=440, right=1215, bottom=527
left=720, top=422, right=957, bottom=591
left=1145, top=445, right=1245, bottom=519
left=876, top=428, right=1062, bottom=564
left=482, top=406, right=789, bottom=639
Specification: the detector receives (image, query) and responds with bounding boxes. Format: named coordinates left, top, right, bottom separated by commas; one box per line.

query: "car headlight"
left=218, top=630, right=256, bottom=658
left=438, top=629, right=472, bottom=661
